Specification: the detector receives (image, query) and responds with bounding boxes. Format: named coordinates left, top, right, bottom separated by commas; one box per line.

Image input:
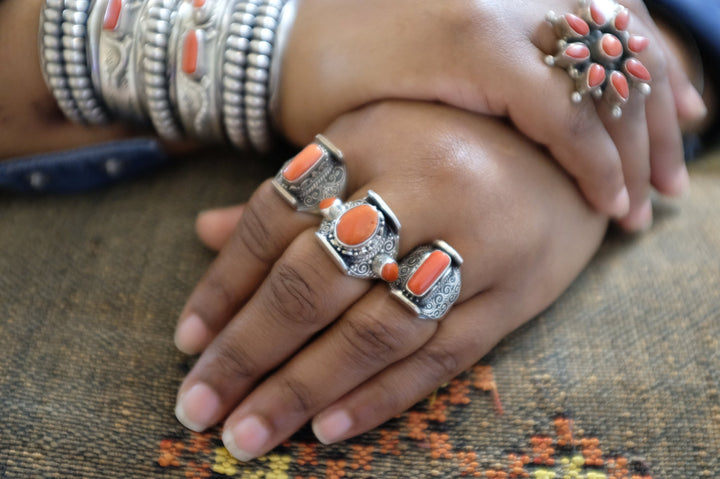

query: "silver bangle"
left=142, top=0, right=184, bottom=141
left=221, top=0, right=260, bottom=150
left=173, top=0, right=228, bottom=141
left=39, top=0, right=292, bottom=153
left=40, top=0, right=84, bottom=123
left=61, top=0, right=110, bottom=125
left=95, top=0, right=148, bottom=123
left=244, top=0, right=283, bottom=152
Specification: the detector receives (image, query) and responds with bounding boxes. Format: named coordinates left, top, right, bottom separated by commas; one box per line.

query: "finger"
left=618, top=1, right=690, bottom=196
left=175, top=173, right=483, bottom=435
left=521, top=25, right=630, bottom=218
left=634, top=7, right=707, bottom=129
left=311, top=290, right=516, bottom=445
left=220, top=286, right=437, bottom=461
left=196, top=205, right=246, bottom=251
left=175, top=228, right=370, bottom=432
left=641, top=45, right=690, bottom=197
left=219, top=239, right=480, bottom=460
left=599, top=94, right=653, bottom=232
left=175, top=179, right=319, bottom=355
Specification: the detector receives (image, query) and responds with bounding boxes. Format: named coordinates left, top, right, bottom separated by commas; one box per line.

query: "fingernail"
left=222, top=415, right=271, bottom=462
left=175, top=383, right=221, bottom=432
left=175, top=313, right=210, bottom=355
left=623, top=198, right=653, bottom=232
left=610, top=187, right=630, bottom=218
left=312, top=409, right=353, bottom=445
left=683, top=85, right=707, bottom=120
left=669, top=165, right=691, bottom=198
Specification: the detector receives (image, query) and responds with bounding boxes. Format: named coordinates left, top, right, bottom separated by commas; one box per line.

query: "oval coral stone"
left=104, top=0, right=122, bottom=30
left=566, top=44, right=590, bottom=60
left=282, top=144, right=323, bottom=182
left=588, top=64, right=606, bottom=88
left=602, top=34, right=623, bottom=58
left=626, top=59, right=651, bottom=82
left=336, top=205, right=379, bottom=246
left=182, top=31, right=200, bottom=75
left=565, top=14, right=590, bottom=36
left=407, top=251, right=451, bottom=296
left=611, top=72, right=629, bottom=100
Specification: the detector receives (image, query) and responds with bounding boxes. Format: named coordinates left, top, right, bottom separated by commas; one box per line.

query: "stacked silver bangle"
left=39, top=0, right=291, bottom=152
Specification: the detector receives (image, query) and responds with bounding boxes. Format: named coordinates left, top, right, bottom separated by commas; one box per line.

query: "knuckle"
left=267, top=260, right=323, bottom=326
left=277, top=375, right=315, bottom=416
left=193, top=270, right=241, bottom=326
left=564, top=104, right=598, bottom=140
left=339, top=309, right=411, bottom=367
left=414, top=342, right=463, bottom=383
left=235, top=181, right=284, bottom=266
left=210, top=338, right=257, bottom=383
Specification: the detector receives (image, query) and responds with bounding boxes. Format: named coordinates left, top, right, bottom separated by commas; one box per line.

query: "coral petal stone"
left=565, top=14, right=590, bottom=36
left=182, top=31, right=200, bottom=75
left=611, top=72, right=630, bottom=100
left=566, top=44, right=589, bottom=60
left=381, top=262, right=399, bottom=282
left=193, top=0, right=206, bottom=6
left=590, top=3, right=606, bottom=24
left=407, top=251, right=451, bottom=297
left=336, top=205, right=379, bottom=246
left=614, top=9, right=630, bottom=30
left=626, top=59, right=651, bottom=81
left=104, top=0, right=122, bottom=31
left=628, top=35, right=649, bottom=53
left=282, top=144, right=323, bottom=182
left=588, top=64, right=606, bottom=88
left=602, top=34, right=623, bottom=58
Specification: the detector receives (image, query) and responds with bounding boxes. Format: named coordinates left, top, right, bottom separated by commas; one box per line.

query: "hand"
left=173, top=101, right=608, bottom=460
left=277, top=0, right=703, bottom=230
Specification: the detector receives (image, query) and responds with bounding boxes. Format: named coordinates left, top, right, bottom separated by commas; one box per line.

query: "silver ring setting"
left=316, top=190, right=401, bottom=281
left=272, top=135, right=347, bottom=213
left=390, top=240, right=463, bottom=320
left=545, top=0, right=651, bottom=118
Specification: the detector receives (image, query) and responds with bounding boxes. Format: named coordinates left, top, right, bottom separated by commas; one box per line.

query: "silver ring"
left=390, top=240, right=463, bottom=320
left=272, top=135, right=347, bottom=213
left=316, top=190, right=401, bottom=281
left=544, top=0, right=651, bottom=118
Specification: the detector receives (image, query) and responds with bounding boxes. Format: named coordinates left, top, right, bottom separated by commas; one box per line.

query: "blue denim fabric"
left=0, top=138, right=168, bottom=194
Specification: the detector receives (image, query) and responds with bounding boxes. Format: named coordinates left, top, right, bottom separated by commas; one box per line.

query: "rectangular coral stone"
left=407, top=251, right=451, bottom=296
left=282, top=143, right=324, bottom=182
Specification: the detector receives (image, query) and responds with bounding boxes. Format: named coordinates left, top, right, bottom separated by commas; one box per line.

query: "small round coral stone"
left=319, top=197, right=337, bottom=210
left=588, top=64, right=606, bottom=88
left=566, top=44, right=590, bottom=60
left=614, top=9, right=630, bottom=30
left=626, top=59, right=651, bottom=81
left=565, top=14, right=590, bottom=36
left=611, top=72, right=630, bottom=100
left=336, top=205, right=379, bottom=246
left=381, top=262, right=399, bottom=282
left=602, top=34, right=623, bottom=58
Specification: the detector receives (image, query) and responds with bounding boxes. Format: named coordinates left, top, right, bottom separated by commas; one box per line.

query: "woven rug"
left=1, top=146, right=718, bottom=478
